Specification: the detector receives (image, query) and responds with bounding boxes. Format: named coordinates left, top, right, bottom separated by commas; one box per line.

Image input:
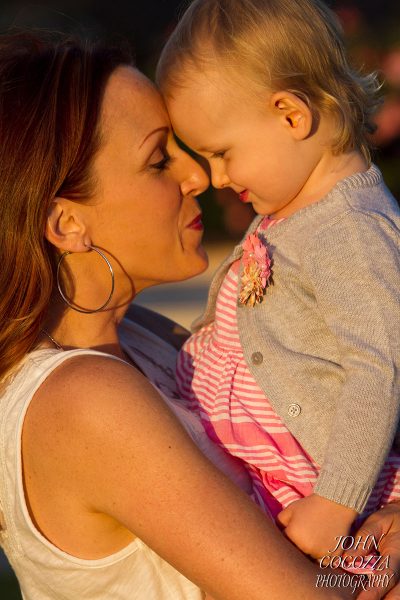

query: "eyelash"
left=211, top=150, right=226, bottom=159
left=150, top=149, right=173, bottom=172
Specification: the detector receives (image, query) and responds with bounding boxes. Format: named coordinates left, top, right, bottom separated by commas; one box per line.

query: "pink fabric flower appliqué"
left=239, top=233, right=272, bottom=306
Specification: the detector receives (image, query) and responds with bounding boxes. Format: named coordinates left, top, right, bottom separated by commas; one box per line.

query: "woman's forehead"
left=101, top=66, right=170, bottom=142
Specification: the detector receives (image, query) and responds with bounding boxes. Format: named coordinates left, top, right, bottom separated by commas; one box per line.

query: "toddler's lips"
left=187, top=213, right=204, bottom=230
left=239, top=189, right=250, bottom=203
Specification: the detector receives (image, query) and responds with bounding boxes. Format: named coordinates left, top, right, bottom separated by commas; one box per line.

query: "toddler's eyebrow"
left=197, top=144, right=214, bottom=152
left=193, top=143, right=225, bottom=154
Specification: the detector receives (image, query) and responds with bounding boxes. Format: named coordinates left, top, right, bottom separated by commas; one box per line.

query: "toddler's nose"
left=211, top=168, right=231, bottom=190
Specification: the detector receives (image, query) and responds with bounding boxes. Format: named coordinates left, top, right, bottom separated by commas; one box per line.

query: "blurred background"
left=0, top=0, right=399, bottom=597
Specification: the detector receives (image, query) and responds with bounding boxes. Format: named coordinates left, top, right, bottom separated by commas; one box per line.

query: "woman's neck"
left=41, top=297, right=130, bottom=359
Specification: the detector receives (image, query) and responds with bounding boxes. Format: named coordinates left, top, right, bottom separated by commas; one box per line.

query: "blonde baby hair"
left=157, top=0, right=381, bottom=163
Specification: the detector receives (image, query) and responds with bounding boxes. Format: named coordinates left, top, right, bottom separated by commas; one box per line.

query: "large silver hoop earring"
left=56, top=245, right=115, bottom=314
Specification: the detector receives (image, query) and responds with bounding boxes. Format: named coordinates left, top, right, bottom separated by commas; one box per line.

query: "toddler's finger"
left=275, top=507, right=291, bottom=529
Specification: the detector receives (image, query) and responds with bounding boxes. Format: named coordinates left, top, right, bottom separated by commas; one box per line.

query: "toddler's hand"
left=276, top=494, right=358, bottom=559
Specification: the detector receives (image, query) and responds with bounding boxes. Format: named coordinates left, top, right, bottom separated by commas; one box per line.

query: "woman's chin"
left=177, top=247, right=209, bottom=282
left=136, top=247, right=209, bottom=291
left=176, top=244, right=209, bottom=282
left=195, top=244, right=209, bottom=272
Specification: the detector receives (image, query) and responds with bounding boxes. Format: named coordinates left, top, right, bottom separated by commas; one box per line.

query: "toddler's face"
left=165, top=68, right=324, bottom=219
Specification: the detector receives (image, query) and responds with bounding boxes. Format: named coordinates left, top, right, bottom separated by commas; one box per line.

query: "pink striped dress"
left=176, top=217, right=400, bottom=521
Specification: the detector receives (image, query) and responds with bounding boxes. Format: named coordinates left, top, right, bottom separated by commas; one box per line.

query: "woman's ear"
left=271, top=91, right=314, bottom=140
left=45, top=197, right=91, bottom=252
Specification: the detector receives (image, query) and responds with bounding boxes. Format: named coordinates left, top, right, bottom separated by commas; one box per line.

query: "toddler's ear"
left=271, top=91, right=313, bottom=140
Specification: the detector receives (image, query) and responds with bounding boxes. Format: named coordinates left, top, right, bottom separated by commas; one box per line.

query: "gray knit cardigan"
left=193, top=165, right=400, bottom=513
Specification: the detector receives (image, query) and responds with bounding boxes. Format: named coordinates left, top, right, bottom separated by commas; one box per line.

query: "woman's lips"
left=239, top=189, right=250, bottom=203
left=187, top=213, right=204, bottom=230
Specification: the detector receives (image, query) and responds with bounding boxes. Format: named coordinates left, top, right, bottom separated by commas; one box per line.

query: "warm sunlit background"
left=0, top=0, right=399, bottom=596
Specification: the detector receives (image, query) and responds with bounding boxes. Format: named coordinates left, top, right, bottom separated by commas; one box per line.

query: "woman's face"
left=83, top=66, right=209, bottom=296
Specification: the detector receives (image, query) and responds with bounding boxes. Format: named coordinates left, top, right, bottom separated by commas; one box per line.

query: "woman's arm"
left=33, top=355, right=352, bottom=600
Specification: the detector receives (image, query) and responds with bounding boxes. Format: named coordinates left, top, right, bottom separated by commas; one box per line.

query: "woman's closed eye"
left=149, top=147, right=175, bottom=172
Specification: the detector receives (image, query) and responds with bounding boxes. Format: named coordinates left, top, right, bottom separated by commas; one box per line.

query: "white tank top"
left=0, top=318, right=251, bottom=599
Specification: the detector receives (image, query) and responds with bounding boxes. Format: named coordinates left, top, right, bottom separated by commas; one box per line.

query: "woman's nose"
left=181, top=155, right=210, bottom=197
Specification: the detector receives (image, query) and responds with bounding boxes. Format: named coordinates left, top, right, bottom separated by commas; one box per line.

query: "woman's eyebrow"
left=139, top=126, right=169, bottom=148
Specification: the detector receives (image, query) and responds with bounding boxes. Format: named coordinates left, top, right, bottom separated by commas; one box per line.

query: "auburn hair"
left=157, top=0, right=381, bottom=162
left=0, top=31, right=132, bottom=383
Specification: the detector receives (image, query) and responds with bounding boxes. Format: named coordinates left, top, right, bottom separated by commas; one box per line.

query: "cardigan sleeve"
left=303, top=209, right=400, bottom=512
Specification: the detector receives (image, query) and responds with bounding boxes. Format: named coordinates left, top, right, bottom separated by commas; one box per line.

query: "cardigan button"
left=288, top=403, right=301, bottom=417
left=251, top=352, right=263, bottom=365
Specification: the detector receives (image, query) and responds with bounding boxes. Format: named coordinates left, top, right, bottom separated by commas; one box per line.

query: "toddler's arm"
left=277, top=494, right=357, bottom=559
left=304, top=211, right=400, bottom=514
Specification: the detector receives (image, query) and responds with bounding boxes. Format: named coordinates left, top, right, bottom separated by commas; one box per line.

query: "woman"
left=0, top=31, right=398, bottom=600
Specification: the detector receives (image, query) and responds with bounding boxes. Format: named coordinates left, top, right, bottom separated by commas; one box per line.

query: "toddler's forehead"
left=165, top=66, right=265, bottom=114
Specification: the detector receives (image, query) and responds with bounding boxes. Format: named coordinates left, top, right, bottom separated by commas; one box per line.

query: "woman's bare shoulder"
left=24, top=353, right=174, bottom=480
left=29, top=352, right=167, bottom=430
left=24, top=352, right=183, bottom=513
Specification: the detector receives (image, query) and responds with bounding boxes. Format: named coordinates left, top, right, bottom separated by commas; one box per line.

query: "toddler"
left=157, top=0, right=400, bottom=559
